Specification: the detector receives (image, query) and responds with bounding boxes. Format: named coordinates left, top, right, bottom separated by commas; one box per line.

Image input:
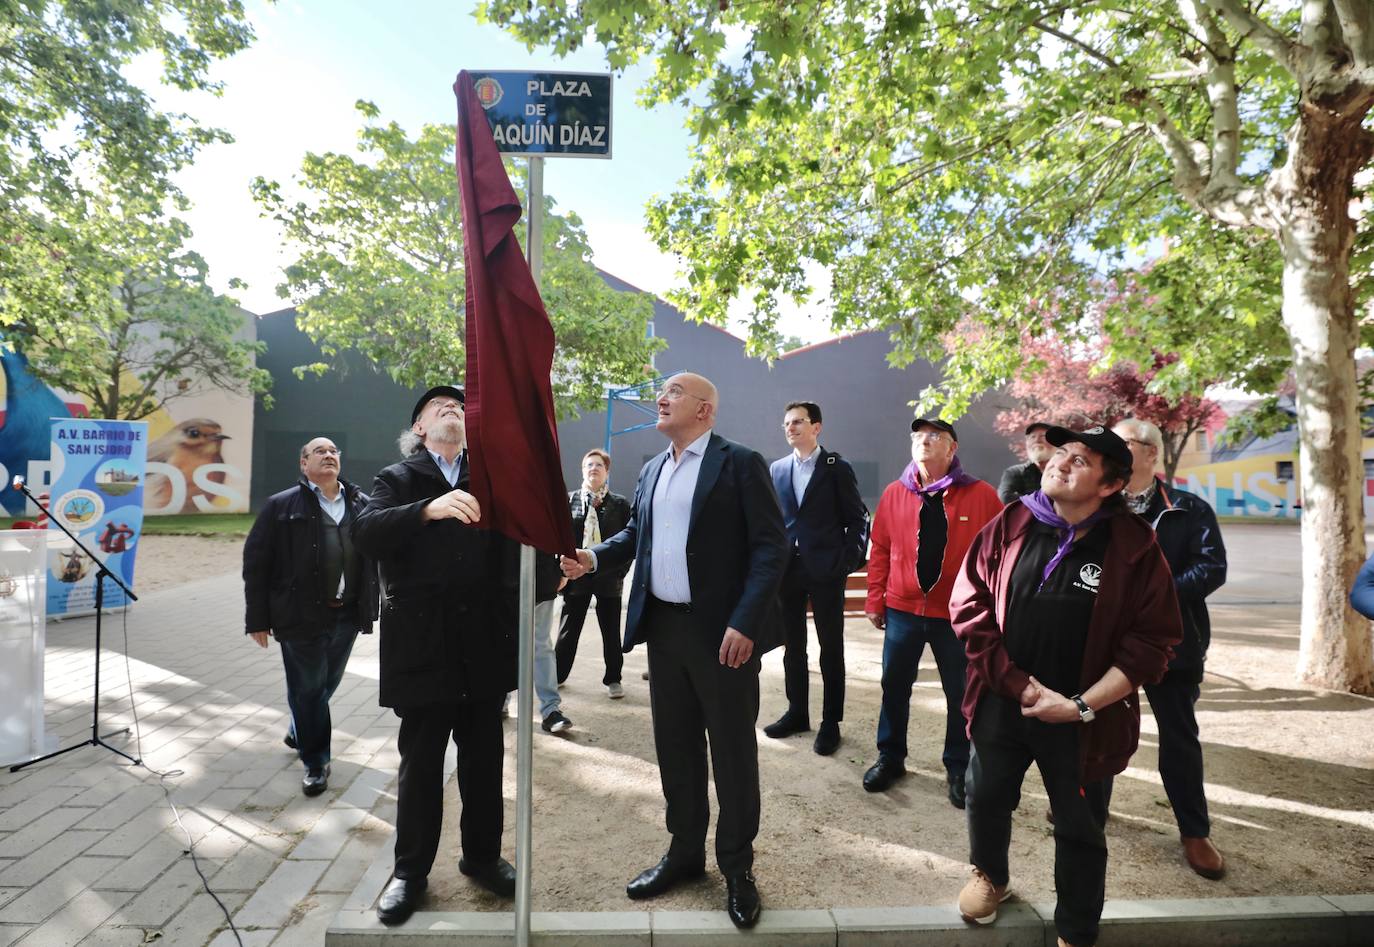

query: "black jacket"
left=593, top=432, right=789, bottom=653
left=242, top=477, right=379, bottom=641
left=564, top=488, right=632, bottom=597
left=1144, top=481, right=1227, bottom=680
left=351, top=452, right=521, bottom=708
left=769, top=447, right=869, bottom=581
left=997, top=460, right=1043, bottom=504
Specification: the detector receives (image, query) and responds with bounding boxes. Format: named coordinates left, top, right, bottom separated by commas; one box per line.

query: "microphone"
left=12, top=474, right=25, bottom=491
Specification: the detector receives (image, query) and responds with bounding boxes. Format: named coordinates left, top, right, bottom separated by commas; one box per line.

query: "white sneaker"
left=607, top=682, right=625, bottom=699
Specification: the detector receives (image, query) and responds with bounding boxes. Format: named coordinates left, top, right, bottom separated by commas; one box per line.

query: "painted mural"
left=0, top=349, right=254, bottom=517
left=1172, top=427, right=1374, bottom=523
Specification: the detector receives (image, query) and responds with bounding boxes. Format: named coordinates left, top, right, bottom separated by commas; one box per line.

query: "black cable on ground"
left=117, top=604, right=245, bottom=947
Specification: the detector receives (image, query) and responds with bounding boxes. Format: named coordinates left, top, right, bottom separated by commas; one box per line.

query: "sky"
left=137, top=0, right=834, bottom=343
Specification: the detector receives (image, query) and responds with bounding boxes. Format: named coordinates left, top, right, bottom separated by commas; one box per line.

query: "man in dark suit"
left=555, top=448, right=633, bottom=697
left=561, top=371, right=788, bottom=929
left=763, top=401, right=868, bottom=755
left=351, top=385, right=521, bottom=926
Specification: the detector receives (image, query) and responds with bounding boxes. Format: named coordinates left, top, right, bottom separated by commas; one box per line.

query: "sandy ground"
left=133, top=533, right=244, bottom=595
left=142, top=525, right=1374, bottom=913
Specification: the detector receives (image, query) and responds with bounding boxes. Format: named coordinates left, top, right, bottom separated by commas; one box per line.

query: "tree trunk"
left=1274, top=100, right=1374, bottom=694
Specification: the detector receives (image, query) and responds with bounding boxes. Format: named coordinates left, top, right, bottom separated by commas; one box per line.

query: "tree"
left=483, top=0, right=1374, bottom=693
left=0, top=1, right=255, bottom=340
left=251, top=101, right=659, bottom=416
left=3, top=189, right=270, bottom=419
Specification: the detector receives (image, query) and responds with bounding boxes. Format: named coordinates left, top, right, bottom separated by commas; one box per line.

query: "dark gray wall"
left=251, top=308, right=416, bottom=509
left=555, top=275, right=1015, bottom=510
left=251, top=287, right=1017, bottom=512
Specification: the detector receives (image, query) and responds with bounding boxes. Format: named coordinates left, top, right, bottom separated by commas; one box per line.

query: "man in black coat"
left=351, top=385, right=521, bottom=925
left=1113, top=419, right=1228, bottom=879
left=562, top=371, right=788, bottom=929
left=997, top=422, right=1054, bottom=503
left=763, top=400, right=868, bottom=755
left=243, top=436, right=377, bottom=798
left=555, top=447, right=633, bottom=696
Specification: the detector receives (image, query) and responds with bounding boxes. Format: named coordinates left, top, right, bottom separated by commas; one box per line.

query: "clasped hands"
left=558, top=548, right=754, bottom=669
left=1018, top=675, right=1081, bottom=724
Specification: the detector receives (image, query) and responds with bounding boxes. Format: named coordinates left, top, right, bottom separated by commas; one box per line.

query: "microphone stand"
left=10, top=479, right=141, bottom=771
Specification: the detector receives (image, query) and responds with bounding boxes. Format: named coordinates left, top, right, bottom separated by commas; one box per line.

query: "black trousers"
left=1102, top=667, right=1210, bottom=838
left=777, top=553, right=847, bottom=723
left=392, top=697, right=506, bottom=880
left=645, top=600, right=761, bottom=877
left=967, top=694, right=1108, bottom=947
left=555, top=592, right=624, bottom=685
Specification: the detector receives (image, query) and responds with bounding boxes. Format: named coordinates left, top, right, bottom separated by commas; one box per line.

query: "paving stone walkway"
left=0, top=569, right=399, bottom=946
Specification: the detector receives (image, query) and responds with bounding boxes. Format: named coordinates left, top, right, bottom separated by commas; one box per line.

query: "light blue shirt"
left=308, top=480, right=346, bottom=525
left=308, top=479, right=347, bottom=597
left=647, top=428, right=712, bottom=604
left=428, top=449, right=464, bottom=488
left=791, top=445, right=820, bottom=504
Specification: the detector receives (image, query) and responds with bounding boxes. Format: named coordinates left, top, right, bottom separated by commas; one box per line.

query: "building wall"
left=251, top=283, right=1020, bottom=513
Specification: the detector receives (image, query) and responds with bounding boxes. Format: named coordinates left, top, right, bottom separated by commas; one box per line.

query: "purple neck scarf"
left=1019, top=490, right=1114, bottom=589
left=900, top=455, right=978, bottom=495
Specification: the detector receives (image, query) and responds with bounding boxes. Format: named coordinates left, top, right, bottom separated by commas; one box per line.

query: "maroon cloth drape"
left=454, top=70, right=575, bottom=556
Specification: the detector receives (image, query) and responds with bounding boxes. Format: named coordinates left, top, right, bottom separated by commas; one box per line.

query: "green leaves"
left=255, top=102, right=659, bottom=418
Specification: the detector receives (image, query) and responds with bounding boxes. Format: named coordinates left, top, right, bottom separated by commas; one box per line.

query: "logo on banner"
left=475, top=76, right=504, bottom=108
left=57, top=489, right=104, bottom=530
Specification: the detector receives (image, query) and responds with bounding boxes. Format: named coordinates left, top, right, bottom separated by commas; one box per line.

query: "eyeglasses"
left=657, top=385, right=706, bottom=403
left=911, top=431, right=948, bottom=443
left=308, top=447, right=341, bottom=457
left=1123, top=437, right=1156, bottom=451
left=427, top=399, right=463, bottom=412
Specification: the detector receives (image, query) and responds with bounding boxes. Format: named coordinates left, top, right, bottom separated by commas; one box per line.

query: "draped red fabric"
left=453, top=70, right=575, bottom=556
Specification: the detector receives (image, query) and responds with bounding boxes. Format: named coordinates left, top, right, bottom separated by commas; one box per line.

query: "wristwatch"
left=1071, top=694, right=1095, bottom=723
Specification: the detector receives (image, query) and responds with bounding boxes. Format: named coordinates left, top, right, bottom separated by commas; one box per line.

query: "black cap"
left=411, top=385, right=465, bottom=424
left=1045, top=425, right=1132, bottom=470
left=911, top=418, right=957, bottom=442
left=1024, top=422, right=1051, bottom=435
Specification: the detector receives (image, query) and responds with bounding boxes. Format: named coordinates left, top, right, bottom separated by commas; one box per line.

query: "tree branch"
left=1031, top=19, right=1122, bottom=70
left=1179, top=0, right=1243, bottom=185
left=1333, top=0, right=1374, bottom=70
left=1199, top=0, right=1298, bottom=77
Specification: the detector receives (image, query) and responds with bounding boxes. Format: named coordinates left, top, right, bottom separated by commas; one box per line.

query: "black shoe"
left=813, top=721, right=841, bottom=756
left=947, top=772, right=967, bottom=809
left=762, top=711, right=810, bottom=739
left=377, top=876, right=426, bottom=925
left=862, top=756, right=905, bottom=793
left=302, top=765, right=329, bottom=797
left=626, top=852, right=706, bottom=900
left=283, top=731, right=297, bottom=750
left=458, top=857, right=516, bottom=898
left=541, top=710, right=573, bottom=734
left=725, top=871, right=762, bottom=928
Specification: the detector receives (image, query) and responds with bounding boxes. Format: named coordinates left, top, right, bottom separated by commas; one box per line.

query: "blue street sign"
left=468, top=70, right=612, bottom=159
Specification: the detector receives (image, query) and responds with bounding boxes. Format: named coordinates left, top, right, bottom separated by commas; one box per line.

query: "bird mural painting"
left=0, top=349, right=81, bottom=515
left=146, top=418, right=231, bottom=513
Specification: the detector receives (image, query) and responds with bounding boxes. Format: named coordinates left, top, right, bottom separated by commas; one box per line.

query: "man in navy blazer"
left=764, top=401, right=869, bottom=755
left=562, top=371, right=787, bottom=929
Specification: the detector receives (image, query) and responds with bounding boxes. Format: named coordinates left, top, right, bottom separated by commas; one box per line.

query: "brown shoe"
left=1058, top=938, right=1094, bottom=947
left=957, top=868, right=1009, bottom=924
left=1182, top=836, right=1225, bottom=879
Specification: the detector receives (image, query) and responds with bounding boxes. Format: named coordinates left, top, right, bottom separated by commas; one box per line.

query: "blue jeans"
left=510, top=599, right=561, bottom=719
left=876, top=608, right=969, bottom=775
left=278, top=612, right=360, bottom=771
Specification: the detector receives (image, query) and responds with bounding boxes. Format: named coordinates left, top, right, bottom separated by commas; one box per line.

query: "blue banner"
left=46, top=419, right=147, bottom=616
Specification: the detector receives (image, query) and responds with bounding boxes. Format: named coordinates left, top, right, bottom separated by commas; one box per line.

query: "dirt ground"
left=146, top=525, right=1374, bottom=913
left=133, top=533, right=245, bottom=596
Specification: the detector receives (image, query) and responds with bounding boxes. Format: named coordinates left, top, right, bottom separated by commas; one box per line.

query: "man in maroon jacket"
left=948, top=425, right=1182, bottom=947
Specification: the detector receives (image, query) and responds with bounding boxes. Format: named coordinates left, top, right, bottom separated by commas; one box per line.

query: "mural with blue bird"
left=0, top=348, right=77, bottom=514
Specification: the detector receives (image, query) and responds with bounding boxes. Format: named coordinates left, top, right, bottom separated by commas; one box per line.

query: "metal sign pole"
left=514, top=154, right=544, bottom=947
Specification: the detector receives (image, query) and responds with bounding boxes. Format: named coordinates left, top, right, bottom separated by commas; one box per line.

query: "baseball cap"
left=1044, top=424, right=1132, bottom=471
left=911, top=418, right=957, bottom=441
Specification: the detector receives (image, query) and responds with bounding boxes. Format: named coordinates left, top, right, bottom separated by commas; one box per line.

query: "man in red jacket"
left=863, top=418, right=1001, bottom=806
left=949, top=425, right=1182, bottom=947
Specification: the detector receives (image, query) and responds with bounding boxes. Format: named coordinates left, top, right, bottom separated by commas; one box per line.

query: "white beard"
left=427, top=418, right=465, bottom=447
